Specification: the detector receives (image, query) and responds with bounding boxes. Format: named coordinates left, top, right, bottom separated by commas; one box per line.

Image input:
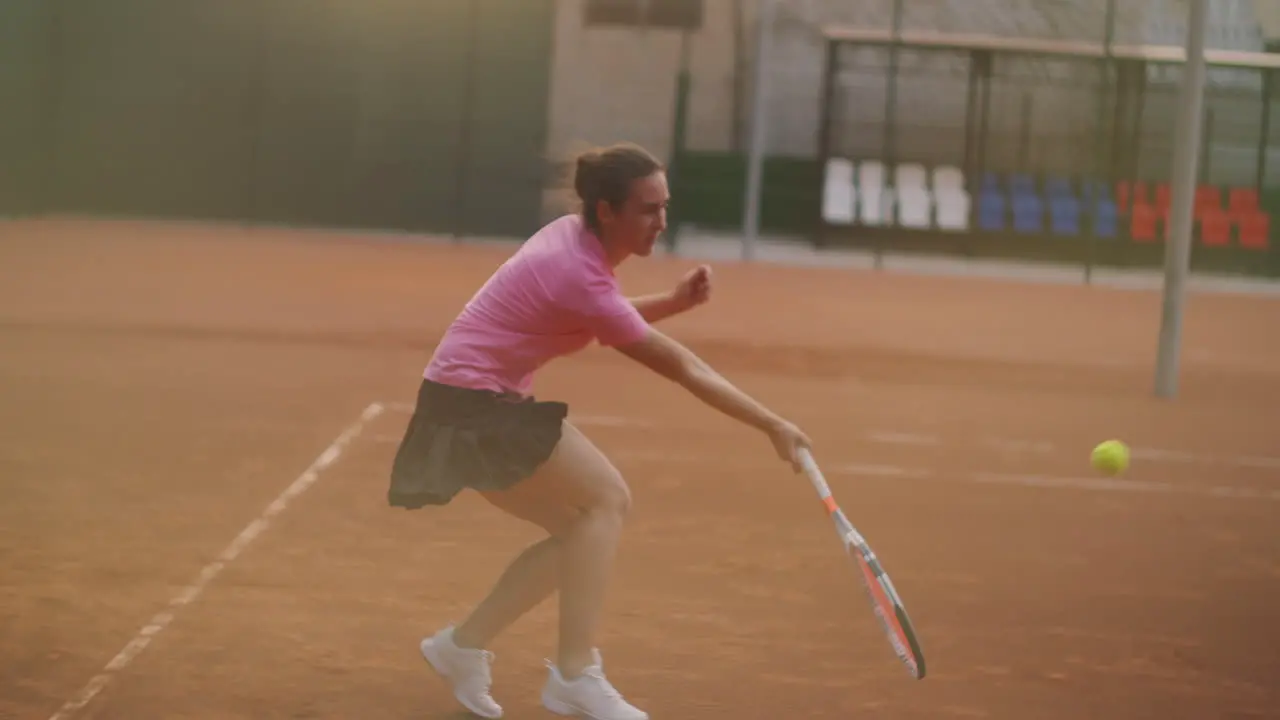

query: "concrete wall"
left=545, top=0, right=741, bottom=162
left=545, top=0, right=1277, bottom=184
left=1257, top=0, right=1280, bottom=42
left=547, top=0, right=1155, bottom=165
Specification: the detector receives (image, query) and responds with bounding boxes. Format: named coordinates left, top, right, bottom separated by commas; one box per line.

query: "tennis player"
left=389, top=142, right=812, bottom=720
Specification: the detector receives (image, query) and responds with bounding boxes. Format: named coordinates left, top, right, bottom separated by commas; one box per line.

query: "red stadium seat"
left=1116, top=181, right=1148, bottom=212
left=1195, top=185, right=1222, bottom=213
left=1237, top=212, right=1271, bottom=250
left=1130, top=203, right=1159, bottom=243
left=1198, top=210, right=1231, bottom=247
left=1156, top=183, right=1172, bottom=213
left=1228, top=187, right=1260, bottom=216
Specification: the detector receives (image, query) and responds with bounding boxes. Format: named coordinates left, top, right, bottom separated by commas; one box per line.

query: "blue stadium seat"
left=1010, top=173, right=1037, bottom=195
left=978, top=191, right=1006, bottom=231
left=1049, top=196, right=1081, bottom=236
left=1080, top=180, right=1108, bottom=206
left=1012, top=192, right=1044, bottom=233
left=1044, top=176, right=1074, bottom=199
left=1091, top=199, right=1119, bottom=239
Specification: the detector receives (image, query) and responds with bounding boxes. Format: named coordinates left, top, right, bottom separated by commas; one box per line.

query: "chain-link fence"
left=664, top=0, right=1278, bottom=276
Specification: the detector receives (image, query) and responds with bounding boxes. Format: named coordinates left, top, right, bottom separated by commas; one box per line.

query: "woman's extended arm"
left=614, top=328, right=810, bottom=469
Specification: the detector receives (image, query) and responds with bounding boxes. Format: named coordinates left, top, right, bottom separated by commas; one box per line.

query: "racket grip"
left=796, top=448, right=833, bottom=500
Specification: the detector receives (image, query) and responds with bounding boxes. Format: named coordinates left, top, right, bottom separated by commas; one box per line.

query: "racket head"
left=795, top=448, right=925, bottom=679
left=841, top=525, right=927, bottom=679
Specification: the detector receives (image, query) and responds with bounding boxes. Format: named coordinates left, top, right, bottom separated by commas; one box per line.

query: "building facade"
left=546, top=0, right=1275, bottom=185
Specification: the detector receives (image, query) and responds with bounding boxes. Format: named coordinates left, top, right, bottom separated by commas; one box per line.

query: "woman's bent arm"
left=628, top=292, right=687, bottom=324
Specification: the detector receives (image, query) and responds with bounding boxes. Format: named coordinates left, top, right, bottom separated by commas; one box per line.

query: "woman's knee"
left=547, top=422, right=632, bottom=516
left=589, top=470, right=632, bottom=516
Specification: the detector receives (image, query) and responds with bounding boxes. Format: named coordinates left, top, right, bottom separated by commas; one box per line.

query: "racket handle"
left=797, top=448, right=834, bottom=500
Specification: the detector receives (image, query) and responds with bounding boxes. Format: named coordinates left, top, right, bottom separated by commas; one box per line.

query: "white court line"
left=363, top=435, right=1280, bottom=502
left=384, top=403, right=1280, bottom=473
left=48, top=402, right=385, bottom=720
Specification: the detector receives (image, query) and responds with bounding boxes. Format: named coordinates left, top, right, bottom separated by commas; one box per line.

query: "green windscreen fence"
left=670, top=152, right=821, bottom=235
left=454, top=0, right=556, bottom=238
left=53, top=1, right=261, bottom=220
left=0, top=0, right=53, bottom=217
left=21, top=0, right=555, bottom=236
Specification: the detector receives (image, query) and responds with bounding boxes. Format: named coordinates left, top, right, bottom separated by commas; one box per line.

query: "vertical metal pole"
left=963, top=54, right=980, bottom=178
left=451, top=0, right=479, bottom=241
left=1128, top=65, right=1148, bottom=182
left=244, top=0, right=270, bottom=225
left=666, top=31, right=692, bottom=251
left=44, top=0, right=64, bottom=215
left=1199, top=107, right=1215, bottom=183
left=814, top=38, right=839, bottom=248
left=875, top=0, right=904, bottom=269
left=1016, top=93, right=1032, bottom=169
left=1086, top=0, right=1117, bottom=284
left=1257, top=70, right=1273, bottom=191
left=742, top=0, right=777, bottom=262
left=1154, top=0, right=1209, bottom=400
left=731, top=0, right=747, bottom=152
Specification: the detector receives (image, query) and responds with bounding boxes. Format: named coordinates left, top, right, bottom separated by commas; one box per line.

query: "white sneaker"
left=541, top=649, right=648, bottom=720
left=420, top=626, right=503, bottom=718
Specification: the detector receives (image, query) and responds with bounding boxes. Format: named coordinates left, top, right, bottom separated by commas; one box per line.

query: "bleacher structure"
left=824, top=159, right=1271, bottom=249
left=814, top=26, right=1280, bottom=264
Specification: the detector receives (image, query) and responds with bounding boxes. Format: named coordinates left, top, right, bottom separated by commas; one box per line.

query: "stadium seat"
left=1091, top=199, right=1119, bottom=239
left=1081, top=180, right=1109, bottom=207
left=1010, top=173, right=1037, bottom=197
left=1237, top=212, right=1271, bottom=250
left=1049, top=196, right=1081, bottom=236
left=1116, top=181, right=1148, bottom=212
left=857, top=160, right=886, bottom=194
left=978, top=191, right=1005, bottom=231
left=822, top=158, right=856, bottom=225
left=1196, top=185, right=1223, bottom=213
left=1130, top=203, right=1159, bottom=242
left=1155, top=183, right=1172, bottom=213
left=935, top=189, right=971, bottom=231
left=896, top=187, right=932, bottom=228
left=858, top=187, right=894, bottom=227
left=1228, top=187, right=1259, bottom=216
left=1012, top=193, right=1044, bottom=234
left=1198, top=209, right=1231, bottom=247
left=932, top=165, right=965, bottom=192
left=1044, top=175, right=1073, bottom=199
left=894, top=163, right=929, bottom=192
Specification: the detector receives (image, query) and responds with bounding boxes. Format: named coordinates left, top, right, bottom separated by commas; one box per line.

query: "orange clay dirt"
left=2, top=218, right=1278, bottom=720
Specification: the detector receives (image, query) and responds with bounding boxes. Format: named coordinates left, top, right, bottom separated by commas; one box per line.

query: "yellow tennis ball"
left=1091, top=440, right=1130, bottom=476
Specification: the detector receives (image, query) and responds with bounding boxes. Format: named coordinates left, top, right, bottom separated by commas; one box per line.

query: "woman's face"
left=597, top=171, right=669, bottom=258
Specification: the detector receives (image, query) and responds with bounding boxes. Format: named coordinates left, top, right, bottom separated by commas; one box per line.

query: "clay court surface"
left=2, top=218, right=1279, bottom=719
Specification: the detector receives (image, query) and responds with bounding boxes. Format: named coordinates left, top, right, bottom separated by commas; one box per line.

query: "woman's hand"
left=671, top=264, right=712, bottom=312
left=766, top=419, right=812, bottom=472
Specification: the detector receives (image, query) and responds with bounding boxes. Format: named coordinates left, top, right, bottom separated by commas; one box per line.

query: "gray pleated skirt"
left=387, top=379, right=568, bottom=509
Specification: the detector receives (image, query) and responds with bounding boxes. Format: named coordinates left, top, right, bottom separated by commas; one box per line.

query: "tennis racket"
left=797, top=447, right=926, bottom=679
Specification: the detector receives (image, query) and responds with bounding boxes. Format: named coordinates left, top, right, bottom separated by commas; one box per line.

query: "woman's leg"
left=450, top=500, right=578, bottom=650
left=426, top=422, right=644, bottom=719
left=457, top=421, right=630, bottom=676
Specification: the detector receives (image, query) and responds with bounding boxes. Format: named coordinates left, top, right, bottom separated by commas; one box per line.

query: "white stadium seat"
left=896, top=187, right=933, bottom=228
left=935, top=188, right=971, bottom=231
left=894, top=163, right=929, bottom=192
left=822, top=158, right=855, bottom=225
left=932, top=165, right=966, bottom=192
left=857, top=160, right=886, bottom=194
left=858, top=187, right=894, bottom=227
